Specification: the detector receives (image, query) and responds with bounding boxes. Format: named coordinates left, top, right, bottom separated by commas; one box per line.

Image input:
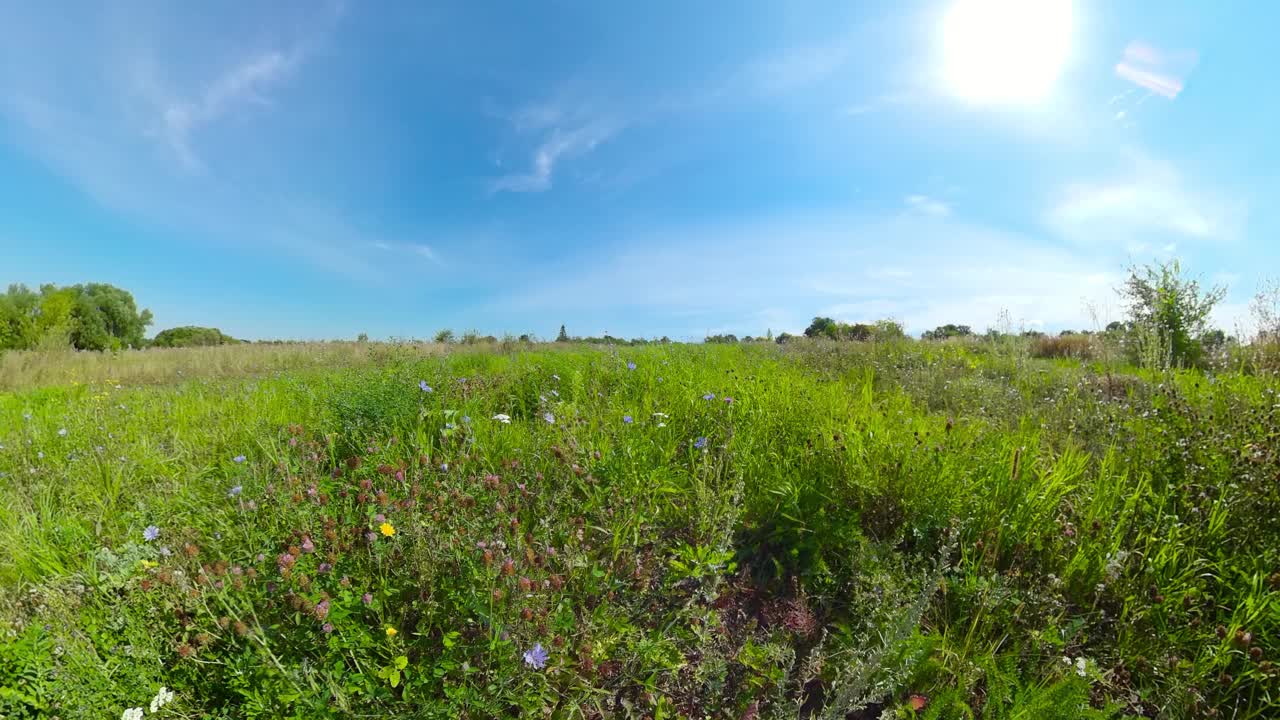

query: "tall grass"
left=1, top=342, right=1276, bottom=717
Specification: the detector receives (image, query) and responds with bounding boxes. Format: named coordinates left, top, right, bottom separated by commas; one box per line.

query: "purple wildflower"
left=301, top=536, right=316, bottom=553
left=233, top=454, right=246, bottom=464
left=623, top=415, right=633, bottom=424
left=723, top=396, right=734, bottom=405
left=375, top=513, right=386, bottom=524
left=523, top=643, right=549, bottom=669
left=702, top=393, right=715, bottom=401
left=362, top=592, right=373, bottom=606
left=143, top=525, right=160, bottom=542
left=365, top=531, right=378, bottom=544
left=419, top=380, right=433, bottom=393
left=543, top=412, right=555, bottom=424
left=322, top=622, right=335, bottom=634
left=318, top=562, right=332, bottom=574
left=314, top=600, right=331, bottom=619
left=694, top=436, right=708, bottom=449
left=228, top=485, right=243, bottom=497
left=277, top=552, right=296, bottom=569
left=627, top=361, right=636, bottom=370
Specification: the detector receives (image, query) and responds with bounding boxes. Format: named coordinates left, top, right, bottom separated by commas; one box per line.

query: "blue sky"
left=1, top=1, right=1275, bottom=340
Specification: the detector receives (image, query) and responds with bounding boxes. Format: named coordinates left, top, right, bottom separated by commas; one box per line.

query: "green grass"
left=1, top=341, right=1277, bottom=718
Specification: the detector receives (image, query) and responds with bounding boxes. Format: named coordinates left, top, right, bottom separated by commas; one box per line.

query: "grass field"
left=1, top=341, right=1277, bottom=718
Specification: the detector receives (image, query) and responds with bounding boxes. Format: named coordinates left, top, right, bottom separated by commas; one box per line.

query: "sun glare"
left=942, top=0, right=1072, bottom=105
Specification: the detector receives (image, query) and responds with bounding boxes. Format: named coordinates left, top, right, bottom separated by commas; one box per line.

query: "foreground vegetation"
left=2, top=338, right=1277, bottom=719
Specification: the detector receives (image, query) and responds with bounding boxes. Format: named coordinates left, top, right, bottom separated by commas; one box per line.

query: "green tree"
left=1120, top=259, right=1225, bottom=368
left=433, top=329, right=455, bottom=344
left=556, top=324, right=570, bottom=342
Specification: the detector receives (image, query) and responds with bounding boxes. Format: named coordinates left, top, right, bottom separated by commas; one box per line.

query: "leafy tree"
left=804, top=317, right=837, bottom=339
left=0, top=283, right=151, bottom=351
left=556, top=324, right=570, bottom=342
left=1119, top=259, right=1225, bottom=368
left=433, top=329, right=455, bottom=344
left=151, top=326, right=237, bottom=348
left=922, top=324, right=973, bottom=340
left=705, top=333, right=739, bottom=344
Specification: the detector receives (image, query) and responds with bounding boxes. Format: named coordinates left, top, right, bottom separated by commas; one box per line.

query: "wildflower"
left=314, top=600, right=331, bottom=619
left=318, top=562, right=332, bottom=574
left=493, top=413, right=512, bottom=424
left=440, top=462, right=449, bottom=471
left=233, top=455, right=246, bottom=463
left=375, top=513, right=386, bottom=523
left=143, top=526, right=160, bottom=542
left=322, top=622, right=335, bottom=634
left=419, top=380, right=433, bottom=393
left=149, top=686, right=175, bottom=713
left=552, top=374, right=560, bottom=380
left=1075, top=657, right=1087, bottom=677
left=462, top=415, right=471, bottom=424
left=623, top=415, right=633, bottom=424
left=694, top=437, right=708, bottom=449
left=702, top=393, right=715, bottom=401
left=57, top=428, right=68, bottom=437
left=550, top=389, right=559, bottom=397
left=723, top=396, right=734, bottom=404
left=523, top=642, right=549, bottom=669
left=652, top=412, right=669, bottom=418
left=301, top=536, right=316, bottom=553
left=122, top=707, right=144, bottom=720
left=543, top=412, right=555, bottom=424
left=380, top=522, right=396, bottom=537
left=386, top=626, right=397, bottom=637
left=657, top=422, right=667, bottom=428
left=228, top=485, right=242, bottom=498
left=362, top=592, right=373, bottom=606
left=627, top=361, right=636, bottom=370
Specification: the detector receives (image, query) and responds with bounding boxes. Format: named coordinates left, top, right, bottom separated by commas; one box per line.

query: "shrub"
left=150, top=326, right=238, bottom=348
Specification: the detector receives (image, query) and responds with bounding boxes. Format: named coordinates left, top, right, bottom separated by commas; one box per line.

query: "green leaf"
left=394, top=655, right=408, bottom=670
left=388, top=669, right=400, bottom=688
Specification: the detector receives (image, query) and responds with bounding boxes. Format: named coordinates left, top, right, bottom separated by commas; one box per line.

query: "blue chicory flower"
left=623, top=415, right=633, bottom=424
left=702, top=393, right=715, bottom=401
left=228, top=485, right=243, bottom=497
left=626, top=361, right=636, bottom=370
left=233, top=455, right=246, bottom=464
left=419, top=380, right=433, bottom=393
left=523, top=643, right=549, bottom=669
left=694, top=437, right=708, bottom=449
left=543, top=412, right=555, bottom=424
left=143, top=525, right=160, bottom=542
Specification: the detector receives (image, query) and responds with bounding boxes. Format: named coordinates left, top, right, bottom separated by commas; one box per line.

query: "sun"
left=941, top=0, right=1073, bottom=105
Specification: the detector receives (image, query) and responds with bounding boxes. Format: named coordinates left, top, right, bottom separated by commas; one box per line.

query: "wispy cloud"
left=904, top=194, right=952, bottom=218
left=1046, top=151, right=1245, bottom=246
left=492, top=117, right=621, bottom=193
left=151, top=51, right=299, bottom=171
left=487, top=211, right=1120, bottom=336
left=1114, top=41, right=1197, bottom=99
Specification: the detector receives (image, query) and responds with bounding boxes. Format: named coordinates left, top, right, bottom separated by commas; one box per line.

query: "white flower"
left=1075, top=657, right=1088, bottom=677
left=57, top=428, right=67, bottom=437
left=150, top=685, right=175, bottom=712
left=657, top=423, right=667, bottom=428
left=122, top=708, right=144, bottom=720
left=492, top=414, right=511, bottom=424
left=652, top=412, right=669, bottom=418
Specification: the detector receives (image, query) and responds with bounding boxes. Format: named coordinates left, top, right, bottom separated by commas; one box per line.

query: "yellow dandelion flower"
left=385, top=627, right=397, bottom=637
left=379, top=522, right=396, bottom=537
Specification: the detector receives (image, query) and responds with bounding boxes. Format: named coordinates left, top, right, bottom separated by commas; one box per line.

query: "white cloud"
left=1046, top=151, right=1246, bottom=246
left=904, top=194, right=951, bottom=218
left=153, top=51, right=298, bottom=170
left=487, top=212, right=1121, bottom=336
left=492, top=112, right=621, bottom=193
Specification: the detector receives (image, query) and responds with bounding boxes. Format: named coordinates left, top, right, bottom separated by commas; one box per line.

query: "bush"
left=150, top=326, right=238, bottom=348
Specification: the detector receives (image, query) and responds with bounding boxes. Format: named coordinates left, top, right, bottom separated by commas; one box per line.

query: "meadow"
left=1, top=340, right=1277, bottom=719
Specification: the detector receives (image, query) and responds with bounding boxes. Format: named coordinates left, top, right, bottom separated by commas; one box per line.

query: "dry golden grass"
left=0, top=341, right=451, bottom=392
